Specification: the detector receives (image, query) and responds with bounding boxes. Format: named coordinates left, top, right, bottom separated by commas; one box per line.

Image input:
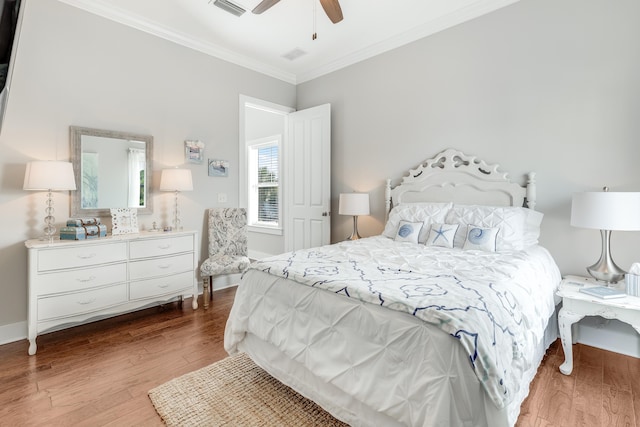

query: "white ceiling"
left=56, top=0, right=519, bottom=84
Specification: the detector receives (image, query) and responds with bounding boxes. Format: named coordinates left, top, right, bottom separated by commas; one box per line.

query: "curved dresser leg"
left=28, top=338, right=37, bottom=356
left=558, top=307, right=584, bottom=375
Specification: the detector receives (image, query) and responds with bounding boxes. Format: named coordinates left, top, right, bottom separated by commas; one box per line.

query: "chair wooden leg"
left=203, top=278, right=210, bottom=309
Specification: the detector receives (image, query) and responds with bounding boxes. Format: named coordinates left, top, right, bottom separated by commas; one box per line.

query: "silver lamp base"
left=345, top=216, right=362, bottom=241
left=587, top=229, right=626, bottom=284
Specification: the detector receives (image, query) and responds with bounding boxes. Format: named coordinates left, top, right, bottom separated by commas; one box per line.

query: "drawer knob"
left=77, top=253, right=97, bottom=260
left=76, top=276, right=97, bottom=283
left=158, top=264, right=172, bottom=269
left=158, top=283, right=170, bottom=289
left=158, top=244, right=171, bottom=250
left=76, top=298, right=96, bottom=305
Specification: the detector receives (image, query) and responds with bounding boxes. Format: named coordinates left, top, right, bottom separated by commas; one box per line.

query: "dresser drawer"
left=37, top=242, right=127, bottom=272
left=38, top=283, right=128, bottom=321
left=129, top=235, right=193, bottom=259
left=129, top=271, right=194, bottom=300
left=129, top=253, right=193, bottom=280
left=34, top=263, right=127, bottom=295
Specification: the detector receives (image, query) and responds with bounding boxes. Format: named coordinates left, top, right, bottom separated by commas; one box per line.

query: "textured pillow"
left=523, top=209, right=544, bottom=247
left=463, top=226, right=499, bottom=252
left=394, top=220, right=423, bottom=243
left=446, top=205, right=535, bottom=251
left=425, top=223, right=459, bottom=248
left=383, top=202, right=452, bottom=243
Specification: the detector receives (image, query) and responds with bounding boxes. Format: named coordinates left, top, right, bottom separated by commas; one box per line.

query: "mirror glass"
left=70, top=126, right=153, bottom=217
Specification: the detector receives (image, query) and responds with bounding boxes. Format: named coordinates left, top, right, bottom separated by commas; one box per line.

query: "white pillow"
left=425, top=223, right=459, bottom=248
left=463, top=226, right=499, bottom=252
left=394, top=220, right=423, bottom=243
left=383, top=202, right=452, bottom=243
left=523, top=209, right=544, bottom=247
left=446, top=204, right=539, bottom=251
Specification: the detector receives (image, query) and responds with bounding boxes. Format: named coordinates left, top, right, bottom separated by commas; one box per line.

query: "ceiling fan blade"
left=252, top=0, right=281, bottom=14
left=319, top=0, right=343, bottom=23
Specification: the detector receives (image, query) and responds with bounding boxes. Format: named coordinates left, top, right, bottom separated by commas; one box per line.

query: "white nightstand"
left=556, top=275, right=640, bottom=375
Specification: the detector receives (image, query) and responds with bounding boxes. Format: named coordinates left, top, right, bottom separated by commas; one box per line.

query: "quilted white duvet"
left=225, top=236, right=561, bottom=426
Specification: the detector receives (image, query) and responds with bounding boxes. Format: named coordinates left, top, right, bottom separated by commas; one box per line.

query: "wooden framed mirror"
left=70, top=126, right=153, bottom=217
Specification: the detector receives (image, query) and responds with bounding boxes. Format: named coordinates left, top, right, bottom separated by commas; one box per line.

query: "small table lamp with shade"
left=160, top=168, right=193, bottom=231
left=339, top=192, right=370, bottom=241
left=570, top=187, right=640, bottom=284
left=23, top=161, right=77, bottom=243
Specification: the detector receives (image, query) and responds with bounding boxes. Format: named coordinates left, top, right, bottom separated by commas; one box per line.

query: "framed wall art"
left=208, top=159, right=229, bottom=177
left=110, top=208, right=139, bottom=235
left=185, top=140, right=205, bottom=164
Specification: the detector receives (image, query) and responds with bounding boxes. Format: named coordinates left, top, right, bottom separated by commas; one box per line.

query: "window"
left=248, top=137, right=281, bottom=230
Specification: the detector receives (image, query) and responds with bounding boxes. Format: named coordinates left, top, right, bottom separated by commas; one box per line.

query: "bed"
left=225, top=148, right=562, bottom=427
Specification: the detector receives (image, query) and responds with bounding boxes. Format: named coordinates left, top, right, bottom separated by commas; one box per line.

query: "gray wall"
left=298, top=0, right=640, bottom=278
left=0, top=0, right=295, bottom=339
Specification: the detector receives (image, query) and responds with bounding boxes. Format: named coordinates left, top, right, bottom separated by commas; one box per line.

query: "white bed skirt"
left=225, top=270, right=560, bottom=427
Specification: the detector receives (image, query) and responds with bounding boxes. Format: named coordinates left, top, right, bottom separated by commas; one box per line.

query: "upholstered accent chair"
left=200, top=208, right=250, bottom=307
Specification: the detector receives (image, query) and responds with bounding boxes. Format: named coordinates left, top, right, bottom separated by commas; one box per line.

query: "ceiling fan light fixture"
left=211, top=0, right=246, bottom=17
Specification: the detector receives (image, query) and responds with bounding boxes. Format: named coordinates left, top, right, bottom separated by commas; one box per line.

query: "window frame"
left=245, top=135, right=283, bottom=235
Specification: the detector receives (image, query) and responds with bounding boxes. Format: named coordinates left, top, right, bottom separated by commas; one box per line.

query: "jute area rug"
left=148, top=352, right=349, bottom=426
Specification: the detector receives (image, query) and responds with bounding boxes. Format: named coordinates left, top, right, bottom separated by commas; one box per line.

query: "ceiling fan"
left=252, top=0, right=343, bottom=24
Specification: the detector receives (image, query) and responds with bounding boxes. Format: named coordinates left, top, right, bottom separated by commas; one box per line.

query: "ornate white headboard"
left=385, top=148, right=536, bottom=220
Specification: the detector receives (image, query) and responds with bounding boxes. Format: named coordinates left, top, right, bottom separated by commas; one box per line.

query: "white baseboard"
left=577, top=318, right=640, bottom=358
left=209, top=273, right=242, bottom=292
left=0, top=320, right=27, bottom=345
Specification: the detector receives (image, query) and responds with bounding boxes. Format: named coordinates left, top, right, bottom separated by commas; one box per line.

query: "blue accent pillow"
left=426, top=223, right=459, bottom=248
left=462, top=226, right=499, bottom=252
left=394, top=220, right=423, bottom=243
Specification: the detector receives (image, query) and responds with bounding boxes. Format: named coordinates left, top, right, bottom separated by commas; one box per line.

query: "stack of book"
left=578, top=285, right=626, bottom=299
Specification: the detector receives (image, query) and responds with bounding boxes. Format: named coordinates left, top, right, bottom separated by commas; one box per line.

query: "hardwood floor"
left=0, top=286, right=638, bottom=426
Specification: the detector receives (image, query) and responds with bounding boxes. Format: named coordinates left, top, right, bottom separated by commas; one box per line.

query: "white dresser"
left=25, top=230, right=199, bottom=355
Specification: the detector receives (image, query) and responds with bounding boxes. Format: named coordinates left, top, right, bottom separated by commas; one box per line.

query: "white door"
left=285, top=104, right=331, bottom=251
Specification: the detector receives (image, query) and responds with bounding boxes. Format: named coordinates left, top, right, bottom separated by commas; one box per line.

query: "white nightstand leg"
left=558, top=307, right=585, bottom=375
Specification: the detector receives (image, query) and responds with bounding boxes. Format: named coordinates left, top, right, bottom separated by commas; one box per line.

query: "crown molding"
left=55, top=0, right=298, bottom=84
left=56, top=0, right=519, bottom=85
left=296, top=0, right=520, bottom=83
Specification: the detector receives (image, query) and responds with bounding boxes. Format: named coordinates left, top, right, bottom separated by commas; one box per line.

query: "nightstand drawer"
left=34, top=263, right=127, bottom=295
left=129, top=253, right=193, bottom=280
left=37, top=242, right=127, bottom=271
left=129, top=271, right=193, bottom=300
left=38, top=283, right=128, bottom=321
left=129, top=235, right=193, bottom=259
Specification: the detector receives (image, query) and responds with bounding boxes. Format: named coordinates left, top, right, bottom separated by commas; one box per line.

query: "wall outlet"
left=217, top=193, right=227, bottom=203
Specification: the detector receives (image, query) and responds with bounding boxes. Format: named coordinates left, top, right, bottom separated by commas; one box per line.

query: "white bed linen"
left=225, top=237, right=561, bottom=426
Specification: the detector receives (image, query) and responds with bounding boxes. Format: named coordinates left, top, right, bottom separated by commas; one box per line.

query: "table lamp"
left=160, top=168, right=193, bottom=231
left=339, top=192, right=370, bottom=240
left=571, top=187, right=640, bottom=284
left=23, top=161, right=77, bottom=242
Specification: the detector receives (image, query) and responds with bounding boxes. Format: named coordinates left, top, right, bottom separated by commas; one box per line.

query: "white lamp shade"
left=339, top=193, right=370, bottom=216
left=23, top=161, right=76, bottom=191
left=571, top=191, right=640, bottom=231
left=160, top=168, right=193, bottom=192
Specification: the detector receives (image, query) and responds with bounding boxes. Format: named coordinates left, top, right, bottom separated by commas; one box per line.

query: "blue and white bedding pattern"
left=246, top=236, right=561, bottom=409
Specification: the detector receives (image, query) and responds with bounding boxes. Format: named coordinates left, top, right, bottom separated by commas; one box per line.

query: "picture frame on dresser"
left=110, top=208, right=139, bottom=235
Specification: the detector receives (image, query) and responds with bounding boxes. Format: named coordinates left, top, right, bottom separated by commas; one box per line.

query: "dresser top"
left=25, top=230, right=197, bottom=249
